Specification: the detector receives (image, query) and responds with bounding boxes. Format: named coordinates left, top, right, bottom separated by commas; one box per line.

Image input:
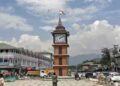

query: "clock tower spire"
left=58, top=16, right=62, bottom=26
left=51, top=16, right=70, bottom=76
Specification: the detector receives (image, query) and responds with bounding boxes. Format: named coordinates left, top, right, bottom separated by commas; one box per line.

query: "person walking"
left=52, top=73, right=58, bottom=86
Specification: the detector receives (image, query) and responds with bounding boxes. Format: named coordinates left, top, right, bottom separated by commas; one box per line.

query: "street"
left=5, top=79, right=102, bottom=86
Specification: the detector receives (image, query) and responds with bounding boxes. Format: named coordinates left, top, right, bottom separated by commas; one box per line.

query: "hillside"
left=69, top=54, right=101, bottom=66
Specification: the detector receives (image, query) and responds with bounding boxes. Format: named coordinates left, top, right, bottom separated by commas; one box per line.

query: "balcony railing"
left=0, top=62, right=14, bottom=66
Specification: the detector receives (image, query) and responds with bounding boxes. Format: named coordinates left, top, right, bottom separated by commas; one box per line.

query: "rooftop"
left=0, top=43, right=16, bottom=49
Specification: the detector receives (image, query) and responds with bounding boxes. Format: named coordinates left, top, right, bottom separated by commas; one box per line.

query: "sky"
left=0, top=0, right=120, bottom=56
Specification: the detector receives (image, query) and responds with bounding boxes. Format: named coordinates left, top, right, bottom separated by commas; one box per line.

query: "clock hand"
left=59, top=36, right=64, bottom=39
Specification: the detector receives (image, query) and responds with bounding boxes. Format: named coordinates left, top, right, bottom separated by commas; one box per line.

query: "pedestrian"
left=85, top=73, right=89, bottom=79
left=75, top=72, right=80, bottom=80
left=93, top=72, right=97, bottom=78
left=52, top=73, right=58, bottom=86
left=0, top=73, right=4, bottom=86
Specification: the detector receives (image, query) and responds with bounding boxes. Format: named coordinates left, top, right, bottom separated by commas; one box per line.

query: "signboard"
left=27, top=70, right=40, bottom=76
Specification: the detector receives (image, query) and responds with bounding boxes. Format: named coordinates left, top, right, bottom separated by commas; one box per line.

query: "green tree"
left=100, top=48, right=111, bottom=66
left=112, top=45, right=119, bottom=57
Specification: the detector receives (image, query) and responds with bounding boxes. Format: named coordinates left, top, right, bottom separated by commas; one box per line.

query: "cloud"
left=1, top=34, right=52, bottom=52
left=64, top=6, right=98, bottom=23
left=16, top=0, right=113, bottom=27
left=0, top=12, right=33, bottom=32
left=42, top=5, right=98, bottom=26
left=15, top=0, right=115, bottom=26
left=16, top=0, right=99, bottom=25
left=16, top=0, right=70, bottom=15
left=69, top=20, right=120, bottom=56
left=84, top=0, right=113, bottom=10
left=71, top=23, right=82, bottom=31
left=84, top=0, right=112, bottom=4
left=40, top=26, right=54, bottom=32
left=0, top=6, right=15, bottom=13
left=5, top=20, right=120, bottom=56
left=1, top=20, right=120, bottom=57
left=67, top=6, right=97, bottom=16
left=43, top=18, right=67, bottom=25
left=17, top=34, right=52, bottom=51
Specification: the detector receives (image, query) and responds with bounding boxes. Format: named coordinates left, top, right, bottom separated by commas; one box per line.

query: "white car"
left=110, top=75, right=120, bottom=82
left=109, top=72, right=119, bottom=76
left=40, top=71, right=47, bottom=78
left=108, top=72, right=120, bottom=82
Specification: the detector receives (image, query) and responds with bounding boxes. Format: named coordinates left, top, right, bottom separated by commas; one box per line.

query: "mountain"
left=69, top=54, right=101, bottom=66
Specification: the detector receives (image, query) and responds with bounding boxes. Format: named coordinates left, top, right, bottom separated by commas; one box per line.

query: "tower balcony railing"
left=53, top=65, right=69, bottom=67
left=54, top=54, right=69, bottom=56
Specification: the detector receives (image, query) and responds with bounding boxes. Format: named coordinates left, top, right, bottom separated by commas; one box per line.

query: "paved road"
left=5, top=79, right=102, bottom=86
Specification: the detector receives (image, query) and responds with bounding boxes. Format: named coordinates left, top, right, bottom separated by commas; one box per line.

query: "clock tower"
left=52, top=16, right=69, bottom=76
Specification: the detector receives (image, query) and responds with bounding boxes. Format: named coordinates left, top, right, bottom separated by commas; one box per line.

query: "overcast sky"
left=0, top=0, right=120, bottom=56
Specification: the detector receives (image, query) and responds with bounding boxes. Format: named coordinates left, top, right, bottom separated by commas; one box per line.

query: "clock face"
left=55, top=34, right=66, bottom=43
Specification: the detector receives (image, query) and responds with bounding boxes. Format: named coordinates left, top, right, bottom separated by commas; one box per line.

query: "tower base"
left=53, top=66, right=68, bottom=76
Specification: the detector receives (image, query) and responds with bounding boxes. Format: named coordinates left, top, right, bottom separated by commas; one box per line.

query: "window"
left=5, top=50, right=8, bottom=53
left=59, top=47, right=62, bottom=54
left=23, top=59, right=25, bottom=65
left=59, top=57, right=62, bottom=65
left=9, top=58, right=13, bottom=63
left=27, top=61, right=29, bottom=65
left=0, top=50, right=3, bottom=53
left=4, top=58, right=8, bottom=62
left=14, top=59, right=17, bottom=64
left=0, top=58, right=3, bottom=62
left=59, top=68, right=62, bottom=76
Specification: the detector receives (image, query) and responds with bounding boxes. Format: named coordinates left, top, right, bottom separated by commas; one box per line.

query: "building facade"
left=38, top=52, right=53, bottom=69
left=0, top=43, right=52, bottom=73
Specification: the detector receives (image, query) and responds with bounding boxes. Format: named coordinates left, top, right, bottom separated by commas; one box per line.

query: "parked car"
left=85, top=72, right=93, bottom=78
left=108, top=72, right=120, bottom=82
left=109, top=72, right=119, bottom=76
left=102, top=72, right=109, bottom=77
left=40, top=71, right=47, bottom=78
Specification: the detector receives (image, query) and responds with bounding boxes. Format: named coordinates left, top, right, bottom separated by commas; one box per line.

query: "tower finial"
left=58, top=15, right=62, bottom=26
left=58, top=10, right=65, bottom=26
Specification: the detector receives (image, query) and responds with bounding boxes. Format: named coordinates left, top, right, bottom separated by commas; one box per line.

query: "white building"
left=0, top=43, right=52, bottom=72
left=38, top=52, right=53, bottom=69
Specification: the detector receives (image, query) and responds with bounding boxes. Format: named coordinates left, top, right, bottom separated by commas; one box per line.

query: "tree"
left=112, top=45, right=119, bottom=57
left=100, top=48, right=111, bottom=66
